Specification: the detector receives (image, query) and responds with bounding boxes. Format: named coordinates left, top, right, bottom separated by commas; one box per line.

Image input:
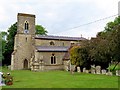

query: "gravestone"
left=96, top=66, right=101, bottom=74
left=83, top=68, right=86, bottom=73
left=116, top=70, right=120, bottom=76
left=85, top=70, right=89, bottom=73
left=77, top=67, right=81, bottom=73
left=106, top=71, right=112, bottom=76
left=64, top=60, right=70, bottom=71
left=91, top=65, right=95, bottom=74
left=71, top=65, right=75, bottom=72
left=91, top=69, right=95, bottom=74
left=101, top=69, right=106, bottom=74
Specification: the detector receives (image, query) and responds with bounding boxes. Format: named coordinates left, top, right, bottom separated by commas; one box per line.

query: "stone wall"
left=44, top=65, right=64, bottom=70
left=11, top=35, right=35, bottom=70
left=35, top=51, right=65, bottom=65
left=35, top=39, right=72, bottom=46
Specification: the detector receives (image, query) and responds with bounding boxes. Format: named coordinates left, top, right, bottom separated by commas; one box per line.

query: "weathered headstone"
left=116, top=70, right=120, bottom=76
left=83, top=68, right=86, bottom=73
left=64, top=60, right=70, bottom=71
left=77, top=67, right=81, bottom=73
left=71, top=65, right=75, bottom=72
left=101, top=69, right=106, bottom=74
left=96, top=66, right=101, bottom=74
left=65, top=66, right=68, bottom=71
left=106, top=72, right=112, bottom=76
left=85, top=70, right=89, bottom=73
left=91, top=65, right=95, bottom=74
left=91, top=69, right=95, bottom=74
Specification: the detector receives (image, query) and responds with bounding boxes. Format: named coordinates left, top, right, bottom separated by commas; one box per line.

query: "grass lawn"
left=0, top=67, right=119, bottom=88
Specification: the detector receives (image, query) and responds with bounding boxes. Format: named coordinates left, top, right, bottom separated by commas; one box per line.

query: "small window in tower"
left=24, top=21, right=29, bottom=34
left=25, top=21, right=29, bottom=30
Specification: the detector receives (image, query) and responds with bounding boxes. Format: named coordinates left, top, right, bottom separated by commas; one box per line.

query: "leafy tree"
left=35, top=25, right=48, bottom=35
left=110, top=24, right=120, bottom=70
left=70, top=16, right=120, bottom=71
left=70, top=46, right=81, bottom=66
left=1, top=32, right=7, bottom=40
left=0, top=32, right=7, bottom=62
left=3, top=22, right=17, bottom=65
left=89, top=37, right=111, bottom=69
left=70, top=45, right=91, bottom=71
left=94, top=16, right=120, bottom=69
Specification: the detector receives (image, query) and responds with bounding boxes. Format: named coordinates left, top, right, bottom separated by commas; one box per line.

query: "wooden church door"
left=23, top=59, right=28, bottom=69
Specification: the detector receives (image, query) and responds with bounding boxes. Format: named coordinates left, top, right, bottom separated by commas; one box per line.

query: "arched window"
left=23, top=59, right=28, bottom=69
left=24, top=21, right=29, bottom=34
left=24, top=21, right=29, bottom=30
left=51, top=54, right=56, bottom=64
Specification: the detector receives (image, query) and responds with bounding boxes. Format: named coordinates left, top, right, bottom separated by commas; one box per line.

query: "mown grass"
left=0, top=67, right=119, bottom=88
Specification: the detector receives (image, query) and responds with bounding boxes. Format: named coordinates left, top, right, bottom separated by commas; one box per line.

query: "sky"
left=0, top=0, right=119, bottom=39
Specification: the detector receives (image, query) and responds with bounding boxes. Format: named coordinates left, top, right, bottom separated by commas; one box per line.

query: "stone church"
left=11, top=13, right=86, bottom=71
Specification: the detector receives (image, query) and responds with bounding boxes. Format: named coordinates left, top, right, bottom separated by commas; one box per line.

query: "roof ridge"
left=36, top=34, right=86, bottom=38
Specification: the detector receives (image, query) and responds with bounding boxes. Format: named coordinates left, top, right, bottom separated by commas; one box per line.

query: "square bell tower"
left=17, top=13, right=35, bottom=35
left=11, top=13, right=36, bottom=70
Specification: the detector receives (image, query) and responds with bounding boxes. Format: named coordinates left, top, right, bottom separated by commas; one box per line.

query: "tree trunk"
left=112, top=61, right=120, bottom=71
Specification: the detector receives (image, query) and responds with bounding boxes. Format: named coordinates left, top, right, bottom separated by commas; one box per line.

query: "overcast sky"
left=0, top=0, right=119, bottom=38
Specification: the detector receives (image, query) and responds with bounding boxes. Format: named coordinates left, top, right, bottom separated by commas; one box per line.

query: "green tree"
left=0, top=32, right=7, bottom=64
left=110, top=24, right=120, bottom=70
left=70, top=46, right=81, bottom=66
left=89, top=37, right=111, bottom=69
left=70, top=45, right=91, bottom=71
left=1, top=32, right=7, bottom=40
left=93, top=16, right=120, bottom=69
left=35, top=25, right=48, bottom=35
left=3, top=22, right=17, bottom=65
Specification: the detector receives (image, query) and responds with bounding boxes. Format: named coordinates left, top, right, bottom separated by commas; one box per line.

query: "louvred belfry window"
left=24, top=21, right=29, bottom=34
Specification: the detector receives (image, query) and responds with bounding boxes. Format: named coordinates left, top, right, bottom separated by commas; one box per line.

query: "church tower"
left=11, top=13, right=35, bottom=70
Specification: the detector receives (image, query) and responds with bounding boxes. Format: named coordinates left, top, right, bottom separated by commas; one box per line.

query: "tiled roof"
left=63, top=46, right=73, bottom=60
left=63, top=52, right=70, bottom=60
left=36, top=46, right=69, bottom=52
left=35, top=35, right=86, bottom=41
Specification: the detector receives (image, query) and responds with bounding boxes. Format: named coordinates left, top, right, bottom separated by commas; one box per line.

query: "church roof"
left=63, top=46, right=73, bottom=60
left=35, top=35, right=86, bottom=41
left=36, top=46, right=69, bottom=52
left=63, top=52, right=70, bottom=60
